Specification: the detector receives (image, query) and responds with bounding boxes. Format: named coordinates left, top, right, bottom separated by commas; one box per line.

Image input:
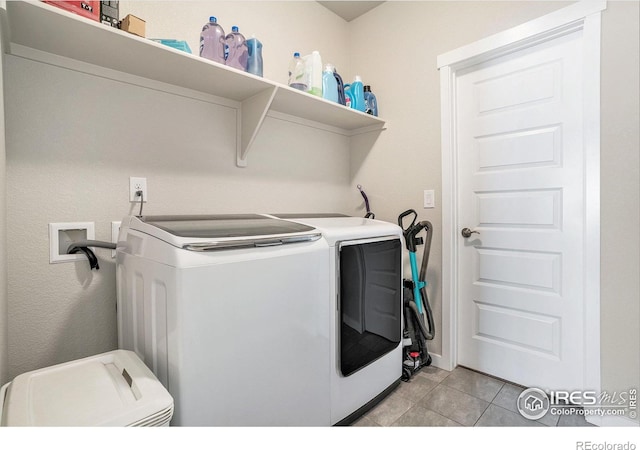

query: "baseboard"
left=428, top=353, right=445, bottom=370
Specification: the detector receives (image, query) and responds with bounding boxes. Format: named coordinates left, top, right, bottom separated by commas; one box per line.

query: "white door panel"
left=456, top=28, right=586, bottom=392
left=476, top=125, right=563, bottom=172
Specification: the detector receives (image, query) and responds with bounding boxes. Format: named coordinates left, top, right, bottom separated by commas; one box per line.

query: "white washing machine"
left=116, top=214, right=402, bottom=426
left=116, top=214, right=331, bottom=426
left=273, top=214, right=403, bottom=425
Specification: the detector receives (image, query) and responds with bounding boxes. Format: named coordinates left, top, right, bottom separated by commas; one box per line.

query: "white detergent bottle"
left=304, top=51, right=323, bottom=96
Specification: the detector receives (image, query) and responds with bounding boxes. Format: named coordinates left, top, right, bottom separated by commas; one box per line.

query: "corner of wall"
left=0, top=2, right=9, bottom=386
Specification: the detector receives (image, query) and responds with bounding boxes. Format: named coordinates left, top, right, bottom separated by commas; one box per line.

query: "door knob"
left=461, top=228, right=480, bottom=238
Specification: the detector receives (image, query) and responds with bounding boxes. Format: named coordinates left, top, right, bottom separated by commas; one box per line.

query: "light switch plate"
left=424, top=190, right=435, bottom=209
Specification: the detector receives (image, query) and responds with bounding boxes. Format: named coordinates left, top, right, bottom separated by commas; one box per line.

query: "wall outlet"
left=129, top=177, right=147, bottom=202
left=49, top=222, right=95, bottom=264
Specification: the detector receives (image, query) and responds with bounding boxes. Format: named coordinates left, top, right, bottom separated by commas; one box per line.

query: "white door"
left=455, top=28, right=588, bottom=392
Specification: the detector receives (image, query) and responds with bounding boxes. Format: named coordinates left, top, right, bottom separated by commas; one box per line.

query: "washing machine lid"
left=0, top=350, right=173, bottom=427
left=142, top=214, right=315, bottom=238
left=126, top=214, right=321, bottom=251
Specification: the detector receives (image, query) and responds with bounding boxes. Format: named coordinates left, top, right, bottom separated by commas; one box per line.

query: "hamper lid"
left=0, top=350, right=173, bottom=426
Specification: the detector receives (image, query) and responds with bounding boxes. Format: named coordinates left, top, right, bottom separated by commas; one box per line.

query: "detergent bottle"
left=199, top=16, right=226, bottom=64
left=333, top=67, right=346, bottom=106
left=225, top=26, right=248, bottom=71
left=349, top=75, right=365, bottom=112
left=344, top=84, right=353, bottom=108
left=364, top=85, right=378, bottom=116
left=322, top=63, right=339, bottom=103
left=288, top=52, right=307, bottom=91
left=303, top=51, right=323, bottom=96
left=246, top=35, right=263, bottom=76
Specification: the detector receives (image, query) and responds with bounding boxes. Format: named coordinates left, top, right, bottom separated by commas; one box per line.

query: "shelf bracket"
left=237, top=86, right=279, bottom=167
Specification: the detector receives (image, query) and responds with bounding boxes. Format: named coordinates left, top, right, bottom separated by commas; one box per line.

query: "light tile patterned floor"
left=352, top=366, right=596, bottom=427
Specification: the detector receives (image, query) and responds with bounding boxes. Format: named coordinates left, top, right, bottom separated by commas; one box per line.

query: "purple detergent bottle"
left=225, top=26, right=248, bottom=71
left=199, top=16, right=226, bottom=64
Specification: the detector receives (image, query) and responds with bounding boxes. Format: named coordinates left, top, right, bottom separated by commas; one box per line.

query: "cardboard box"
left=100, top=1, right=118, bottom=28
left=120, top=14, right=145, bottom=38
left=44, top=1, right=99, bottom=22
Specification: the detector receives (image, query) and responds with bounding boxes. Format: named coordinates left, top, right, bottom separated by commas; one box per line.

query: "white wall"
left=0, top=0, right=8, bottom=385
left=349, top=0, right=640, bottom=416
left=599, top=0, right=640, bottom=411
left=4, top=1, right=353, bottom=378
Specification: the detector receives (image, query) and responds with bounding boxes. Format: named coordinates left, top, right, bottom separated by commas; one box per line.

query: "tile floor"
left=352, top=366, right=596, bottom=427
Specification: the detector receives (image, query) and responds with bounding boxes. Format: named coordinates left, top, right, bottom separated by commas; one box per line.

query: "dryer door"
left=338, top=237, right=402, bottom=377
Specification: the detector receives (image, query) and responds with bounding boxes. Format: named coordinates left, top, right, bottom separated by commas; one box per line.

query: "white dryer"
left=272, top=214, right=403, bottom=425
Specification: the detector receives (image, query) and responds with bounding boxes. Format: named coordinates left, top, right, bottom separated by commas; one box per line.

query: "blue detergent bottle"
left=322, top=63, right=339, bottom=103
left=350, top=75, right=365, bottom=112
left=364, top=85, right=378, bottom=116
left=333, top=67, right=346, bottom=106
left=246, top=35, right=263, bottom=77
left=344, top=84, right=353, bottom=108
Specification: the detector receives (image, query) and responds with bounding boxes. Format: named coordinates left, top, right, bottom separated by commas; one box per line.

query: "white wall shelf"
left=4, top=1, right=386, bottom=167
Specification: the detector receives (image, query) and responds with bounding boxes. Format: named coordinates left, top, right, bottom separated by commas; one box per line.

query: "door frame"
left=437, top=0, right=605, bottom=397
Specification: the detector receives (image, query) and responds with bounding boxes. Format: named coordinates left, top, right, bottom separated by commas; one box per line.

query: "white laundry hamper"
left=0, top=349, right=173, bottom=426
